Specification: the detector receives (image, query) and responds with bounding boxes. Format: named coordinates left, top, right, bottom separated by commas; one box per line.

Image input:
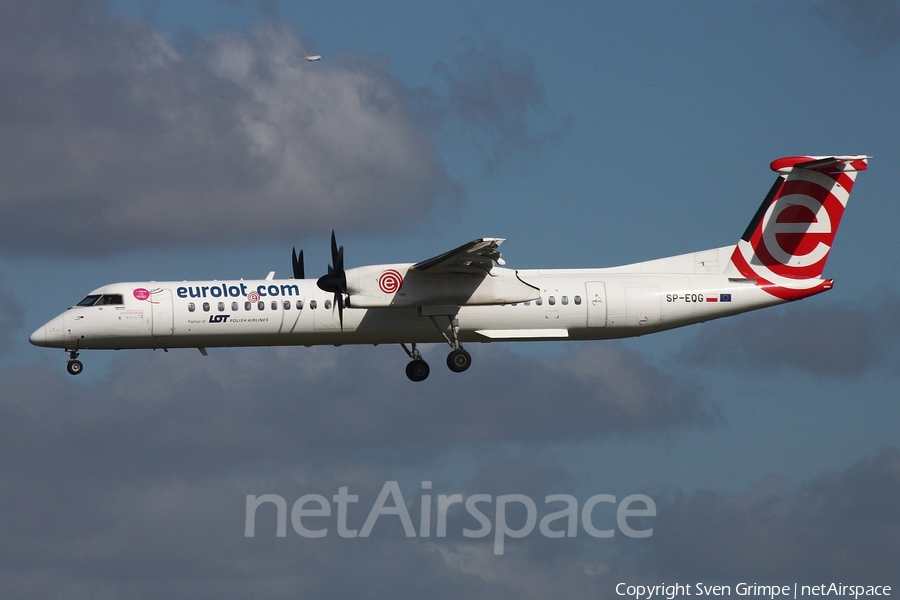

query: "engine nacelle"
left=346, top=264, right=540, bottom=308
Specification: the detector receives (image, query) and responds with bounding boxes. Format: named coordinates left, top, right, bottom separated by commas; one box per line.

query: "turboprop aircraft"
left=30, top=155, right=869, bottom=381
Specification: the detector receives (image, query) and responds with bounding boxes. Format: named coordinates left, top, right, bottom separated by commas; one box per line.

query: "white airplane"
left=304, top=52, right=322, bottom=61
left=30, top=155, right=869, bottom=381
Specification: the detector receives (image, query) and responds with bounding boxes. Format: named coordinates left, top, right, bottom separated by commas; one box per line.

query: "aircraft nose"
left=29, top=324, right=47, bottom=346
left=30, top=315, right=68, bottom=348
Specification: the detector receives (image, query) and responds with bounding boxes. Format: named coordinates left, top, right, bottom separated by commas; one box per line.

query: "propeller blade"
left=318, top=230, right=348, bottom=330
left=331, top=230, right=344, bottom=280
left=335, top=293, right=344, bottom=330
left=316, top=231, right=348, bottom=295
left=330, top=230, right=339, bottom=266
left=291, top=247, right=304, bottom=279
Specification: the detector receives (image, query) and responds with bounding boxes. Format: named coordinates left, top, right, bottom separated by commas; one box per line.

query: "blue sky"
left=2, top=1, right=898, bottom=597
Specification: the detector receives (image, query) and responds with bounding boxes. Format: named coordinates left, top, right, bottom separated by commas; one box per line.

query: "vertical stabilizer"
left=725, top=155, right=869, bottom=300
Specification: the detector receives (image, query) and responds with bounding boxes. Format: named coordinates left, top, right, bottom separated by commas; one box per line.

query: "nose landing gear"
left=66, top=350, right=83, bottom=375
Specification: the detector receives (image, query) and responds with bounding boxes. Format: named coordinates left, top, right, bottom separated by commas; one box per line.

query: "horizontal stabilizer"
left=770, top=155, right=870, bottom=174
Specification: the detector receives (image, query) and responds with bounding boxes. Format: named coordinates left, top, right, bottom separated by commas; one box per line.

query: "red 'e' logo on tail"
left=730, top=155, right=865, bottom=300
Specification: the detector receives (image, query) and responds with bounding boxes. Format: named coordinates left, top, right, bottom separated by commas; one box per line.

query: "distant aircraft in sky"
left=304, top=52, right=322, bottom=61
left=30, top=156, right=869, bottom=381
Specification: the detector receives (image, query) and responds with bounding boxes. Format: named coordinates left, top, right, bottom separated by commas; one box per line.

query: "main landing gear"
left=401, top=314, right=472, bottom=382
left=66, top=350, right=83, bottom=375
left=403, top=344, right=430, bottom=382
left=401, top=343, right=471, bottom=382
left=446, top=348, right=472, bottom=372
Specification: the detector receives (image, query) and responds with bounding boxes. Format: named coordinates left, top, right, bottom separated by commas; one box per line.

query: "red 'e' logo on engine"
left=378, top=270, right=403, bottom=294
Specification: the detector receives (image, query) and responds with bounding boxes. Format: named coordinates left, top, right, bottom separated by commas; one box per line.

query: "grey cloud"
left=0, top=275, right=25, bottom=352
left=812, top=0, right=900, bottom=57
left=433, top=39, right=570, bottom=174
left=0, top=0, right=454, bottom=255
left=5, top=445, right=896, bottom=598
left=645, top=447, right=900, bottom=582
left=3, top=342, right=716, bottom=479
left=681, top=301, right=899, bottom=377
left=10, top=342, right=898, bottom=596
left=0, top=341, right=712, bottom=598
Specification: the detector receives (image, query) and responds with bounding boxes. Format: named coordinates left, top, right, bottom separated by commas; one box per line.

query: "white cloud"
left=0, top=1, right=454, bottom=255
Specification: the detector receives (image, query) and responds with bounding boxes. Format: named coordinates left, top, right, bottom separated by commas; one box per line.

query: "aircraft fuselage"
left=32, top=257, right=780, bottom=352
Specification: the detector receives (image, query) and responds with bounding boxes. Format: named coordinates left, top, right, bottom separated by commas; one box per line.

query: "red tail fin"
left=728, top=155, right=869, bottom=300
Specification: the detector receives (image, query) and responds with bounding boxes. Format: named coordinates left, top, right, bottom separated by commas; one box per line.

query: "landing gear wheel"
left=66, top=360, right=84, bottom=375
left=446, top=348, right=471, bottom=373
left=406, top=359, right=430, bottom=382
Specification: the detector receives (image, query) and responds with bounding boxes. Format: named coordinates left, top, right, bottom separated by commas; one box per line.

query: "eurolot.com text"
left=244, top=480, right=656, bottom=555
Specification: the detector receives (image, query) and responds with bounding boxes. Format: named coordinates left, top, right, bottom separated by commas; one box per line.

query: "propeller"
left=291, top=247, right=304, bottom=279
left=316, top=230, right=347, bottom=328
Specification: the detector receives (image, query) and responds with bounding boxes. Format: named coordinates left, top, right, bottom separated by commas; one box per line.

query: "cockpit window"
left=76, top=295, right=102, bottom=307
left=75, top=294, right=124, bottom=307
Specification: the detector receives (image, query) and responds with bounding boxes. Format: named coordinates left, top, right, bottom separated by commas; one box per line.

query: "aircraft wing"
left=411, top=238, right=506, bottom=276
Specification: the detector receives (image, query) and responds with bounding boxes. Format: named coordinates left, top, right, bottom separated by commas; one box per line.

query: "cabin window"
left=284, top=300, right=291, bottom=310
left=257, top=301, right=265, bottom=311
left=325, top=299, right=332, bottom=310
left=310, top=300, right=317, bottom=310
left=245, top=302, right=252, bottom=311
left=535, top=298, right=543, bottom=306
left=271, top=301, right=278, bottom=311
left=296, top=299, right=304, bottom=310
left=548, top=296, right=556, bottom=306
left=232, top=302, right=239, bottom=311
left=218, top=302, right=225, bottom=312
left=188, top=302, right=195, bottom=312
left=561, top=296, right=569, bottom=305
left=202, top=302, right=210, bottom=312
left=524, top=301, right=531, bottom=306
left=574, top=295, right=582, bottom=305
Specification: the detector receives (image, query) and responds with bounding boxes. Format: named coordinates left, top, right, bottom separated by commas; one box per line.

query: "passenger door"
left=585, top=281, right=607, bottom=327
left=151, top=289, right=174, bottom=336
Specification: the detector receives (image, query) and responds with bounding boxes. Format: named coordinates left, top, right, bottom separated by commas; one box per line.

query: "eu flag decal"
left=720, top=293, right=732, bottom=302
